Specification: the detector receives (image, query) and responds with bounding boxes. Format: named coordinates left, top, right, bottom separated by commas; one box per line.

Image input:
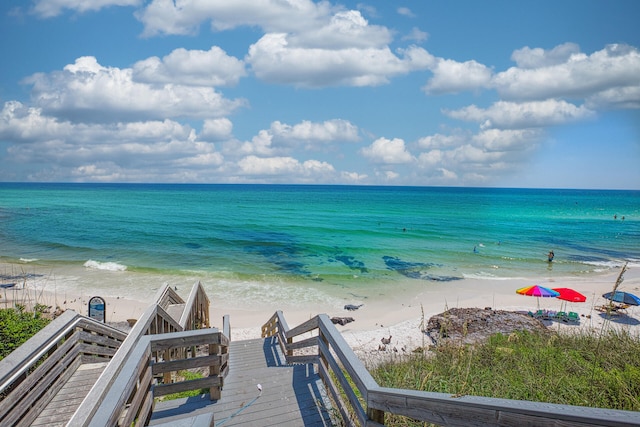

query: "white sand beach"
left=2, top=262, right=639, bottom=363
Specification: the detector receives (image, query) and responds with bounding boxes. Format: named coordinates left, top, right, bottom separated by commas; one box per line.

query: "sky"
left=1, top=1, right=639, bottom=189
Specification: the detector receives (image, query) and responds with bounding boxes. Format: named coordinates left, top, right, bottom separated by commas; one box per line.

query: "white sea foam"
left=19, top=258, right=38, bottom=263
left=84, top=260, right=127, bottom=271
left=463, top=272, right=527, bottom=281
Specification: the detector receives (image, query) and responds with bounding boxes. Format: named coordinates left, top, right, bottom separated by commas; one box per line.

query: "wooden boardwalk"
left=150, top=337, right=334, bottom=426
left=31, top=362, right=109, bottom=427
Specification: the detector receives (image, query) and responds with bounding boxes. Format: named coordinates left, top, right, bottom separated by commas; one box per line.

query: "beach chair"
left=532, top=309, right=546, bottom=319
left=555, top=311, right=568, bottom=322
left=567, top=312, right=580, bottom=324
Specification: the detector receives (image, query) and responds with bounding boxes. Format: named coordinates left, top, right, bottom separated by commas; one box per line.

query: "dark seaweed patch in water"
left=242, top=232, right=316, bottom=279
left=382, top=256, right=461, bottom=282
left=184, top=242, right=202, bottom=249
left=333, top=255, right=368, bottom=273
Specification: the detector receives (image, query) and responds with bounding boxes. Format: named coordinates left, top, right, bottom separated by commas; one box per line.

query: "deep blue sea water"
left=1, top=184, right=639, bottom=299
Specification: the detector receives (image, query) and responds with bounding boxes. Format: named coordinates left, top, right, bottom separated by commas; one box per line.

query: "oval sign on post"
left=88, top=296, right=106, bottom=322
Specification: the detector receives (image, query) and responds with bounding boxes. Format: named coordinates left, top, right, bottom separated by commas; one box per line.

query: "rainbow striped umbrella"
left=516, top=285, right=560, bottom=298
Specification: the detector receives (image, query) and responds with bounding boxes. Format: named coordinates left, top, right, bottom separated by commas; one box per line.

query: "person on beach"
left=548, top=250, right=554, bottom=262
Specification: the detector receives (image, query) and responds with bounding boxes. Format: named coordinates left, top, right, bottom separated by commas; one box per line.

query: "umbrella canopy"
left=553, top=288, right=586, bottom=303
left=516, top=285, right=560, bottom=297
left=602, top=291, right=640, bottom=306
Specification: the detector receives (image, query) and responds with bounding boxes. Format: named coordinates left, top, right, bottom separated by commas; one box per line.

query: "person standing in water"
left=548, top=250, right=555, bottom=262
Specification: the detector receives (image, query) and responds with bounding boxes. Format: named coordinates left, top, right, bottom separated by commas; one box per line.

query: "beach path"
left=31, top=362, right=109, bottom=427
left=149, top=336, right=333, bottom=426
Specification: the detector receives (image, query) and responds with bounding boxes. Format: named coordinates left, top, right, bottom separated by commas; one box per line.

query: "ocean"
left=1, top=183, right=639, bottom=308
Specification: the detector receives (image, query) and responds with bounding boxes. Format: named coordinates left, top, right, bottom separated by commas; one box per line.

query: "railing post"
left=209, top=340, right=221, bottom=400
left=163, top=349, right=171, bottom=384
left=367, top=407, right=385, bottom=424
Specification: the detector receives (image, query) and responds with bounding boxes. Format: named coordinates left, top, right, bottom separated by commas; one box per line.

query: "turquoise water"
left=1, top=184, right=639, bottom=292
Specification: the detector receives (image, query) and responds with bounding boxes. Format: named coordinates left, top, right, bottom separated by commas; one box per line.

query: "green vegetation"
left=369, top=329, right=640, bottom=426
left=157, top=370, right=208, bottom=401
left=0, top=305, right=51, bottom=360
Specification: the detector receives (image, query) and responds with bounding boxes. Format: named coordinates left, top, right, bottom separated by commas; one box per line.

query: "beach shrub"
left=0, top=306, right=50, bottom=360
left=371, top=328, right=640, bottom=423
left=156, top=370, right=208, bottom=401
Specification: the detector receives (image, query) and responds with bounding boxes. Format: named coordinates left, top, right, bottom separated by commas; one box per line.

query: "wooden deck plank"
left=150, top=337, right=333, bottom=426
left=30, top=362, right=108, bottom=427
left=166, top=303, right=186, bottom=323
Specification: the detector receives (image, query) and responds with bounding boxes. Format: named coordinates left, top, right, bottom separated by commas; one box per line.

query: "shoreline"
left=2, top=261, right=639, bottom=362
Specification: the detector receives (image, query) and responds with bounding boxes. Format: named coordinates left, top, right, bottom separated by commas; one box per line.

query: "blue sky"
left=1, top=1, right=639, bottom=189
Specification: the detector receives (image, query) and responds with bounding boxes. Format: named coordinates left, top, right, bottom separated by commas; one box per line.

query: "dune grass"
left=0, top=305, right=51, bottom=360
left=370, top=327, right=640, bottom=426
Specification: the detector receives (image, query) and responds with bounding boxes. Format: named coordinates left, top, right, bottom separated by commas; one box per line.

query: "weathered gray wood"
left=152, top=354, right=223, bottom=375
left=318, top=356, right=363, bottom=426
left=286, top=354, right=320, bottom=364
left=69, top=290, right=183, bottom=426
left=78, top=342, right=118, bottom=357
left=3, top=345, right=82, bottom=426
left=76, top=330, right=124, bottom=349
left=150, top=337, right=333, bottom=427
left=30, top=362, right=108, bottom=427
left=120, top=365, right=153, bottom=427
left=286, top=334, right=318, bottom=351
left=368, top=386, right=640, bottom=427
left=166, top=303, right=186, bottom=323
left=133, top=391, right=155, bottom=427
left=83, top=338, right=153, bottom=427
left=286, top=315, right=319, bottom=337
left=318, top=337, right=366, bottom=423
left=222, top=314, right=230, bottom=340
left=76, top=319, right=128, bottom=342
left=0, top=331, right=79, bottom=416
left=150, top=329, right=225, bottom=352
left=0, top=310, right=79, bottom=394
left=317, top=313, right=378, bottom=399
left=153, top=376, right=222, bottom=397
left=151, top=412, right=214, bottom=427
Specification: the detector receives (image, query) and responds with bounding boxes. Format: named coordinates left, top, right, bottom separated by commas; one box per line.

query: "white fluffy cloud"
left=31, top=0, right=140, bottom=18
left=269, top=119, right=359, bottom=143
left=136, top=0, right=332, bottom=36
left=132, top=46, right=246, bottom=87
left=287, top=10, right=392, bottom=49
left=0, top=100, right=229, bottom=182
left=445, top=99, right=595, bottom=129
left=492, top=44, right=640, bottom=105
left=361, top=137, right=414, bottom=164
left=229, top=119, right=360, bottom=156
left=423, top=58, right=493, bottom=94
left=201, top=118, right=233, bottom=141
left=247, top=33, right=433, bottom=87
left=510, top=42, right=581, bottom=69
left=237, top=155, right=335, bottom=179
left=24, top=56, right=246, bottom=123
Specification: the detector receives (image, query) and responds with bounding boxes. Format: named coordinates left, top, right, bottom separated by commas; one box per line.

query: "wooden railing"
left=262, top=311, right=640, bottom=427
left=178, top=281, right=210, bottom=330
left=74, top=328, right=229, bottom=427
left=68, top=283, right=223, bottom=426
left=0, top=310, right=127, bottom=427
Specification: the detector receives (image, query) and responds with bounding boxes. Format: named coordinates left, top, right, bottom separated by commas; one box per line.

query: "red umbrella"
left=553, top=288, right=586, bottom=303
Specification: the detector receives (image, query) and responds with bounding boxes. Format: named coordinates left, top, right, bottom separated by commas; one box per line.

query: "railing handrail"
left=0, top=310, right=125, bottom=395
left=156, top=284, right=185, bottom=309
left=179, top=281, right=210, bottom=329
left=69, top=282, right=215, bottom=426
left=69, top=284, right=184, bottom=426
left=85, top=328, right=228, bottom=427
left=262, top=311, right=640, bottom=427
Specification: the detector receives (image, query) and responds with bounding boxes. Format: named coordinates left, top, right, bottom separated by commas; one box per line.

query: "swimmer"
left=548, top=250, right=554, bottom=262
